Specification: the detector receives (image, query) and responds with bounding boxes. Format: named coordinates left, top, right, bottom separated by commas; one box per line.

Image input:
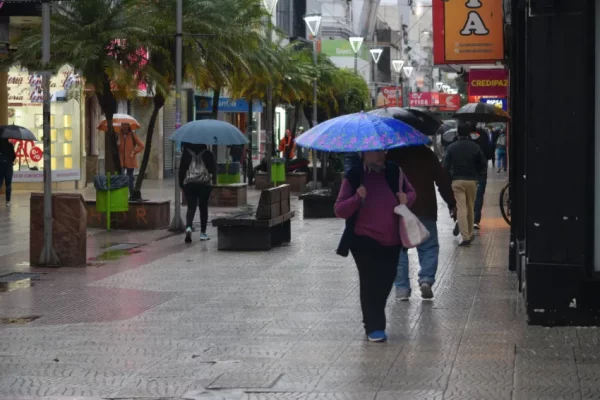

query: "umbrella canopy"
left=369, top=107, right=440, bottom=136
left=295, top=111, right=430, bottom=153
left=169, top=119, right=249, bottom=146
left=0, top=125, right=37, bottom=141
left=405, top=108, right=443, bottom=135
left=453, top=102, right=511, bottom=123
left=97, top=114, right=141, bottom=132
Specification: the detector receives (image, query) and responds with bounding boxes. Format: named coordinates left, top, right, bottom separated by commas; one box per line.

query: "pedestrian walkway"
left=0, top=175, right=599, bottom=400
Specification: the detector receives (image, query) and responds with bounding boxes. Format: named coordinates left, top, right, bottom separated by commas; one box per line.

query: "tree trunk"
left=292, top=102, right=301, bottom=134
left=271, top=102, right=277, bottom=156
left=131, top=92, right=166, bottom=200
left=96, top=75, right=121, bottom=174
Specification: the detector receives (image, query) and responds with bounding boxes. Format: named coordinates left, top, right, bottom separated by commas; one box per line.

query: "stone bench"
left=300, top=189, right=337, bottom=219
left=212, top=184, right=294, bottom=251
left=208, top=183, right=247, bottom=207
left=86, top=200, right=171, bottom=230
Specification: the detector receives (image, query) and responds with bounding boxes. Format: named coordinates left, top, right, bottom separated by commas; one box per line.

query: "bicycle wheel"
left=499, top=182, right=511, bottom=226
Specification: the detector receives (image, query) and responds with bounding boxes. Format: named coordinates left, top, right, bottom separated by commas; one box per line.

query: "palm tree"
left=12, top=0, right=155, bottom=174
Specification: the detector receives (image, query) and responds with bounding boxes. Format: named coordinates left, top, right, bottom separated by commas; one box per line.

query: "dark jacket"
left=178, top=147, right=216, bottom=188
left=387, top=146, right=455, bottom=220
left=473, top=130, right=494, bottom=160
left=443, top=137, right=487, bottom=181
left=0, top=140, right=15, bottom=164
left=336, top=161, right=401, bottom=257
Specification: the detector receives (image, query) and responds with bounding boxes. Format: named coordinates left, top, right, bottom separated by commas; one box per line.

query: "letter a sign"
left=433, top=0, right=504, bottom=64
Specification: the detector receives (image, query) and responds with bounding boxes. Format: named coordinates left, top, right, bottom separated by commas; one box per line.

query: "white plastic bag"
left=394, top=204, right=431, bottom=248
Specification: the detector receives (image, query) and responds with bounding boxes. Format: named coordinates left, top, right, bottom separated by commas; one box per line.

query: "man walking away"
left=443, top=122, right=487, bottom=246
left=0, top=138, right=15, bottom=206
left=496, top=130, right=508, bottom=173
left=387, top=145, right=456, bottom=300
left=472, top=126, right=494, bottom=230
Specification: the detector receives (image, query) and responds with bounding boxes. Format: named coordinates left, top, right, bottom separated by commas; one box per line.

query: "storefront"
left=7, top=64, right=84, bottom=189
left=195, top=94, right=263, bottom=162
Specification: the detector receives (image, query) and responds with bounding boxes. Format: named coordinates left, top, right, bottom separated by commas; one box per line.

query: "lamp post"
left=349, top=36, right=364, bottom=73
left=403, top=65, right=414, bottom=107
left=392, top=59, right=405, bottom=107
left=263, top=0, right=279, bottom=188
left=370, top=48, right=383, bottom=107
left=304, top=13, right=322, bottom=188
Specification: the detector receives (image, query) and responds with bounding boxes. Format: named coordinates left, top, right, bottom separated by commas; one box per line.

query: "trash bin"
left=30, top=193, right=87, bottom=267
left=271, top=158, right=286, bottom=184
left=217, top=162, right=241, bottom=184
left=94, top=174, right=129, bottom=213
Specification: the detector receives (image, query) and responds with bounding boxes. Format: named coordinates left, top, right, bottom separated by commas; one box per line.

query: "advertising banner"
left=480, top=97, right=508, bottom=111
left=433, top=0, right=504, bottom=64
left=409, top=92, right=434, bottom=107
left=376, top=87, right=402, bottom=108
left=468, top=69, right=509, bottom=97
left=439, top=93, right=461, bottom=111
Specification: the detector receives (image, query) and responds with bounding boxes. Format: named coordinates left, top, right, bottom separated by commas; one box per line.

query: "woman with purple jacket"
left=335, top=150, right=416, bottom=342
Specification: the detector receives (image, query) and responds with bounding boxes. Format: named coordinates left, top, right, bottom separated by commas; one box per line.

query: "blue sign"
left=195, top=96, right=263, bottom=113
left=480, top=97, right=507, bottom=111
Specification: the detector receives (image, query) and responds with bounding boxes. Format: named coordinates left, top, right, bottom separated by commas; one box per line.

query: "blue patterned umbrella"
left=295, top=111, right=430, bottom=153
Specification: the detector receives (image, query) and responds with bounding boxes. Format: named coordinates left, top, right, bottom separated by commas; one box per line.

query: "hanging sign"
left=433, top=0, right=505, bottom=64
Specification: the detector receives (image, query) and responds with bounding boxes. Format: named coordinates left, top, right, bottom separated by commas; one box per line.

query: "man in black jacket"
left=472, top=126, right=494, bottom=229
left=443, top=122, right=488, bottom=246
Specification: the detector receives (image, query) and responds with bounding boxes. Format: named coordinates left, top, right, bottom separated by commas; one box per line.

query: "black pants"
left=184, top=184, right=212, bottom=233
left=0, top=163, right=13, bottom=203
left=350, top=235, right=402, bottom=334
left=123, top=168, right=134, bottom=195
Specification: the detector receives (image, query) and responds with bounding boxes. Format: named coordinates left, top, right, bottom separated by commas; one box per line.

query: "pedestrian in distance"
left=387, top=145, right=456, bottom=301
left=443, top=122, right=487, bottom=247
left=0, top=138, right=15, bottom=206
left=471, top=125, right=494, bottom=230
left=335, top=150, right=416, bottom=342
left=496, top=130, right=508, bottom=173
left=179, top=143, right=216, bottom=243
left=117, top=122, right=145, bottom=200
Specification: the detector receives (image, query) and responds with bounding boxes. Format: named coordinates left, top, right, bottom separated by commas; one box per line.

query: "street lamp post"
left=263, top=0, right=279, bottom=188
left=403, top=65, right=414, bottom=107
left=304, top=13, right=322, bottom=188
left=169, top=0, right=186, bottom=232
left=38, top=0, right=59, bottom=266
left=349, top=36, right=364, bottom=73
left=370, top=48, right=383, bottom=108
left=392, top=59, right=405, bottom=107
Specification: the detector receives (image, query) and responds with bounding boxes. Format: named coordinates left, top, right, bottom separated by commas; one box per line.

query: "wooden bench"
left=212, top=184, right=295, bottom=251
left=85, top=200, right=171, bottom=230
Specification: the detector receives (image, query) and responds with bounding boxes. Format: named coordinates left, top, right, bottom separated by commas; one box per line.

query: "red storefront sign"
left=376, top=86, right=402, bottom=108
left=468, top=69, right=509, bottom=97
left=409, top=92, right=433, bottom=107
left=439, top=93, right=461, bottom=111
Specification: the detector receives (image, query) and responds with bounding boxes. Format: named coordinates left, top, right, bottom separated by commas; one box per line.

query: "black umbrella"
left=369, top=107, right=438, bottom=136
left=453, top=102, right=511, bottom=123
left=405, top=108, right=443, bottom=135
left=0, top=125, right=37, bottom=141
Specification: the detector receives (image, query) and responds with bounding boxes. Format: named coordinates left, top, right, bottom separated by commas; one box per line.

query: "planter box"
left=86, top=200, right=170, bottom=230
left=208, top=183, right=247, bottom=207
left=255, top=172, right=269, bottom=190
left=286, top=172, right=307, bottom=193
left=300, top=189, right=336, bottom=219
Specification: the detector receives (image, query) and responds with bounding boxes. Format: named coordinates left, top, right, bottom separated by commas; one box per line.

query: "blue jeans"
left=395, top=217, right=439, bottom=291
left=344, top=153, right=362, bottom=174
left=497, top=150, right=507, bottom=171
left=474, top=175, right=487, bottom=224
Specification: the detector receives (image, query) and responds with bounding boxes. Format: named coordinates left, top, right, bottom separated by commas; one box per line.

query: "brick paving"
left=0, top=175, right=599, bottom=399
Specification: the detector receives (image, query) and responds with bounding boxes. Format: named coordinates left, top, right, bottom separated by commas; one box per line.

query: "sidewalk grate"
left=0, top=272, right=41, bottom=292
left=0, top=316, right=39, bottom=324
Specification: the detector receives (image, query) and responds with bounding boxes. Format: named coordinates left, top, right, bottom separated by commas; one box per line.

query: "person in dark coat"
left=178, top=143, right=216, bottom=243
left=387, top=146, right=456, bottom=301
left=471, top=125, right=494, bottom=230
left=0, top=139, right=15, bottom=206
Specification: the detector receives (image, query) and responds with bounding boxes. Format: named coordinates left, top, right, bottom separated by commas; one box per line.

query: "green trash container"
left=271, top=158, right=286, bottom=184
left=94, top=173, right=129, bottom=230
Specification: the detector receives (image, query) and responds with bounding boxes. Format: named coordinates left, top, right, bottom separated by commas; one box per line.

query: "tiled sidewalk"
left=0, top=176, right=599, bottom=400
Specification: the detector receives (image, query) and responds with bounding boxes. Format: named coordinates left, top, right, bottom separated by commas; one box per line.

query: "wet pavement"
left=1, top=174, right=600, bottom=400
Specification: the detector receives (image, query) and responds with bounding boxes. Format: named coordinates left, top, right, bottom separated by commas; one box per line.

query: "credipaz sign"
left=468, top=69, right=509, bottom=97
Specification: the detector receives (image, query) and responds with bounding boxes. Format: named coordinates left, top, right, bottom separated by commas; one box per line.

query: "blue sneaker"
left=184, top=227, right=192, bottom=243
left=367, top=331, right=387, bottom=342
left=200, top=233, right=210, bottom=241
